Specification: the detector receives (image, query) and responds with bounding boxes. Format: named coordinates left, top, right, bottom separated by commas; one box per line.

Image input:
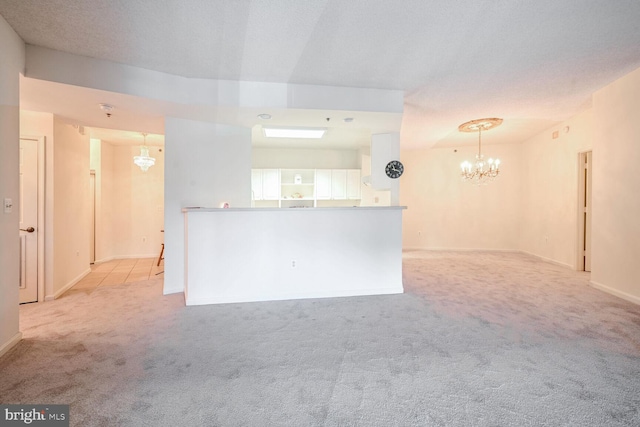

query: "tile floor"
left=69, top=258, right=163, bottom=293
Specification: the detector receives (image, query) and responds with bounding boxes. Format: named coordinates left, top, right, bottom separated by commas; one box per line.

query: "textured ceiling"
left=2, top=0, right=640, bottom=149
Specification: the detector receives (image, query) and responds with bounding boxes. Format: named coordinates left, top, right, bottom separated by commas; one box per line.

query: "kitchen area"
left=180, top=132, right=406, bottom=306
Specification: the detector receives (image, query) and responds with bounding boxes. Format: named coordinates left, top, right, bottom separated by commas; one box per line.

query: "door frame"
left=576, top=150, right=592, bottom=272
left=20, top=136, right=46, bottom=302
left=90, top=170, right=96, bottom=264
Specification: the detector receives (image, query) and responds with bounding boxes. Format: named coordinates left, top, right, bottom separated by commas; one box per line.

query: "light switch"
left=4, top=198, right=13, bottom=213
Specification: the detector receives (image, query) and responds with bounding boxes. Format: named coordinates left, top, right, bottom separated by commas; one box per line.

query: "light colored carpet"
left=1, top=251, right=639, bottom=426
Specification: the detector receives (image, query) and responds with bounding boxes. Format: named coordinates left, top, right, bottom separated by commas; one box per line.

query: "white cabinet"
left=315, top=169, right=332, bottom=200
left=252, top=169, right=280, bottom=200
left=262, top=169, right=280, bottom=200
left=320, top=169, right=358, bottom=200
left=251, top=168, right=361, bottom=206
left=251, top=169, right=263, bottom=200
left=331, top=169, right=347, bottom=200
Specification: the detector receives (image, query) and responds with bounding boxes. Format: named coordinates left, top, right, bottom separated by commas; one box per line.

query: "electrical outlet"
left=291, top=260, right=296, bottom=268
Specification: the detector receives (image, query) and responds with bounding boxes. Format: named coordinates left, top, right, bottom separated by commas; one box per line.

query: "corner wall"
left=51, top=118, right=91, bottom=298
left=164, top=118, right=251, bottom=295
left=518, top=110, right=593, bottom=267
left=591, top=66, right=640, bottom=303
left=0, top=14, right=24, bottom=357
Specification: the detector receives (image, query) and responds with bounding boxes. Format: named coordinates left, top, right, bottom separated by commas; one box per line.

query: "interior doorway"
left=577, top=151, right=592, bottom=272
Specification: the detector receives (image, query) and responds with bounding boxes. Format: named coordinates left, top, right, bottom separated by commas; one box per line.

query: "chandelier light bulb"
left=457, top=118, right=503, bottom=185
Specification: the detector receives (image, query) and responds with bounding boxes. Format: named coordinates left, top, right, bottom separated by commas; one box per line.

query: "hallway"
left=66, top=258, right=163, bottom=295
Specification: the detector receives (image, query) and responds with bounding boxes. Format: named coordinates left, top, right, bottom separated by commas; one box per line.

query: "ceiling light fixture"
left=459, top=118, right=502, bottom=184
left=133, top=133, right=156, bottom=172
left=257, top=113, right=272, bottom=120
left=263, top=127, right=326, bottom=139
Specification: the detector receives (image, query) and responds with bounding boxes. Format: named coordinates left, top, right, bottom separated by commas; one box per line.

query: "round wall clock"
left=385, top=160, right=404, bottom=179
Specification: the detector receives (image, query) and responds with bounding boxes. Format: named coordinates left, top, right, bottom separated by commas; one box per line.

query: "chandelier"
left=133, top=133, right=155, bottom=172
left=459, top=118, right=502, bottom=184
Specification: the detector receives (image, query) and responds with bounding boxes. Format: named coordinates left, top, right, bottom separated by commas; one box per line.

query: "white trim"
left=37, top=136, right=45, bottom=302
left=94, top=255, right=157, bottom=264
left=590, top=280, right=640, bottom=306
left=0, top=332, right=22, bottom=359
left=44, top=268, right=91, bottom=301
left=401, top=248, right=575, bottom=269
left=402, top=247, right=517, bottom=253
left=93, top=256, right=116, bottom=264
left=517, top=250, right=574, bottom=269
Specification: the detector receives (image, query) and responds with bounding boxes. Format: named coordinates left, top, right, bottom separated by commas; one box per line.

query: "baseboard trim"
left=517, top=250, right=573, bottom=269
left=95, top=255, right=157, bottom=264
left=401, top=248, right=575, bottom=270
left=45, top=268, right=91, bottom=301
left=185, top=286, right=404, bottom=306
left=115, top=254, right=159, bottom=260
left=590, top=280, right=640, bottom=306
left=403, top=247, right=517, bottom=252
left=0, top=332, right=23, bottom=359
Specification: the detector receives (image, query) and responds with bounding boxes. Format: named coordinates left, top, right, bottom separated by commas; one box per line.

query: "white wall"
left=98, top=141, right=115, bottom=261
left=88, top=140, right=164, bottom=261
left=401, top=142, right=522, bottom=250
left=164, top=118, right=252, bottom=294
left=0, top=14, right=24, bottom=357
left=591, top=66, right=640, bottom=303
left=51, top=118, right=91, bottom=298
left=252, top=147, right=359, bottom=169
left=109, top=144, right=164, bottom=258
left=184, top=208, right=404, bottom=305
left=518, top=110, right=593, bottom=267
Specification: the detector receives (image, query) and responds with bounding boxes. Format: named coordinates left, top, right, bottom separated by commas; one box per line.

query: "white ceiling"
left=3, top=0, right=640, bottom=149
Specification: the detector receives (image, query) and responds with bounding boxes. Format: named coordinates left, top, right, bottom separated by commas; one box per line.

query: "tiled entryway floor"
left=69, top=258, right=163, bottom=293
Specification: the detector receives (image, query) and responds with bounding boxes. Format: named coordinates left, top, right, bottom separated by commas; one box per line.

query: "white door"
left=19, top=138, right=38, bottom=304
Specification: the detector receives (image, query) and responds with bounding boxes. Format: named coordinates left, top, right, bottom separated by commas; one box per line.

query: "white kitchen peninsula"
left=183, top=206, right=405, bottom=305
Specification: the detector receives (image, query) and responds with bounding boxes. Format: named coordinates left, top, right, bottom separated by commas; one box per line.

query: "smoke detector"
left=99, top=103, right=114, bottom=117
